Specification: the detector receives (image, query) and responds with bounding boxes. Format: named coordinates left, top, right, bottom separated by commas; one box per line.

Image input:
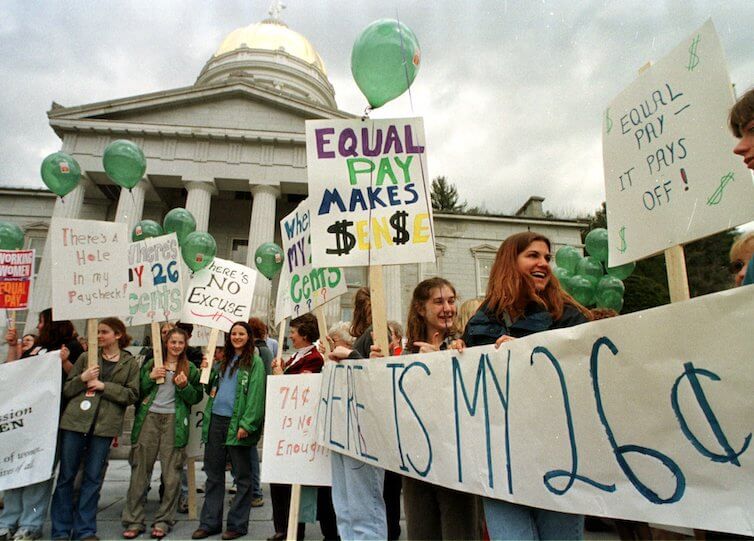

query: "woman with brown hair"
left=51, top=317, right=140, bottom=541
left=122, top=328, right=203, bottom=539
left=463, top=232, right=590, bottom=540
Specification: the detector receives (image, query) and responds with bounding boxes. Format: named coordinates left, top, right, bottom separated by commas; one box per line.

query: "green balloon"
left=555, top=246, right=581, bottom=274
left=584, top=228, right=609, bottom=262
left=552, top=265, right=572, bottom=286
left=0, top=221, right=24, bottom=250
left=163, top=208, right=196, bottom=245
left=103, top=139, right=146, bottom=190
left=40, top=152, right=81, bottom=197
left=606, top=261, right=636, bottom=280
left=131, top=220, right=164, bottom=242
left=351, top=19, right=421, bottom=108
left=181, top=231, right=217, bottom=272
left=595, top=274, right=625, bottom=309
left=254, top=242, right=285, bottom=280
left=569, top=274, right=598, bottom=306
left=576, top=256, right=604, bottom=280
left=595, top=289, right=624, bottom=312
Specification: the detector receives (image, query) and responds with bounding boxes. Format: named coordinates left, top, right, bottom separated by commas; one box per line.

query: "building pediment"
left=48, top=80, right=353, bottom=139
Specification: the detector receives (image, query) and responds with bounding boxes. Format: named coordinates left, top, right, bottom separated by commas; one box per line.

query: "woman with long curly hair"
left=463, top=232, right=591, bottom=540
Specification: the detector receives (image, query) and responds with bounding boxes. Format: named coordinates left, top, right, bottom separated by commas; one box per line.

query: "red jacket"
left=283, top=346, right=324, bottom=375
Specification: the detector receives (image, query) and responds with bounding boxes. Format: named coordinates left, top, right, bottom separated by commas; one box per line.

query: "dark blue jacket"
left=462, top=301, right=588, bottom=347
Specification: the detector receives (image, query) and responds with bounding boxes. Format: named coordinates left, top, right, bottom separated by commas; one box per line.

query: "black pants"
left=383, top=470, right=403, bottom=540
left=270, top=484, right=339, bottom=540
left=199, top=414, right=254, bottom=534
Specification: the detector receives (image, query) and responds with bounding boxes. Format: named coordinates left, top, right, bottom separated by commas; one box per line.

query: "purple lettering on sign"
left=315, top=128, right=336, bottom=159
left=339, top=128, right=359, bottom=157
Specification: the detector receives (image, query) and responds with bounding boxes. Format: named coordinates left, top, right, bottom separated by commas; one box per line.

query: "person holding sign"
left=463, top=232, right=590, bottom=540
left=51, top=317, right=140, bottom=541
left=192, top=321, right=265, bottom=541
left=121, top=327, right=203, bottom=539
left=269, top=314, right=338, bottom=541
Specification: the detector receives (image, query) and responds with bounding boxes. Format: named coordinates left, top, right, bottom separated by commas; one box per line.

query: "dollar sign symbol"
left=605, top=108, right=613, bottom=135
left=687, top=34, right=700, bottom=71
left=326, top=219, right=356, bottom=255
left=390, top=210, right=410, bottom=245
left=618, top=226, right=627, bottom=254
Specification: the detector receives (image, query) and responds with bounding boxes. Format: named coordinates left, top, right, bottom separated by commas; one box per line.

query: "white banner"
left=126, top=233, right=183, bottom=327
left=306, top=117, right=435, bottom=267
left=0, top=353, right=61, bottom=490
left=50, top=218, right=129, bottom=321
left=262, top=374, right=331, bottom=485
left=181, top=257, right=257, bottom=333
left=274, top=199, right=347, bottom=324
left=603, top=20, right=754, bottom=266
left=317, top=286, right=754, bottom=535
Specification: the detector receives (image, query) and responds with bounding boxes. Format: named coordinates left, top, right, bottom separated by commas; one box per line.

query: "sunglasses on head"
left=728, top=260, right=746, bottom=274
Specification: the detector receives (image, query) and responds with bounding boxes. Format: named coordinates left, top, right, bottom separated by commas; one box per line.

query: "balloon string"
left=395, top=11, right=416, bottom=112
left=361, top=106, right=372, bottom=120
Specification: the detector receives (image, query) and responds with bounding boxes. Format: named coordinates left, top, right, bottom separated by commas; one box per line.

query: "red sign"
left=0, top=250, right=34, bottom=310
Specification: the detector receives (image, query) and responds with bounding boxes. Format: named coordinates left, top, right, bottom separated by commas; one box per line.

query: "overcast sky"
left=1, top=0, right=752, bottom=217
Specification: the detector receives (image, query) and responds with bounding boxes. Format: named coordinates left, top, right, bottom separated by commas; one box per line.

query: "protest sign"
left=0, top=353, right=61, bottom=490
left=317, top=285, right=754, bottom=535
left=50, top=218, right=129, bottom=320
left=0, top=250, right=34, bottom=310
left=181, top=257, right=257, bottom=333
left=125, top=233, right=183, bottom=327
left=185, top=395, right=208, bottom=459
left=274, top=199, right=347, bottom=324
left=262, top=374, right=331, bottom=485
left=603, top=20, right=754, bottom=267
left=306, top=117, right=435, bottom=267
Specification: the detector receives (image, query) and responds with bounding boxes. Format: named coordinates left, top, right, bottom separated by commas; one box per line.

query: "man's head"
left=730, top=87, right=754, bottom=170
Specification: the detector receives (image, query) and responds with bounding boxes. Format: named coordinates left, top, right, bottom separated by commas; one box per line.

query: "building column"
left=114, top=179, right=146, bottom=232
left=27, top=179, right=88, bottom=332
left=184, top=180, right=217, bottom=232
left=245, top=184, right=280, bottom=320
left=383, top=265, right=403, bottom=325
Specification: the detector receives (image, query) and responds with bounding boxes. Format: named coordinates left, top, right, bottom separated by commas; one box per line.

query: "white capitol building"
left=0, top=9, right=584, bottom=337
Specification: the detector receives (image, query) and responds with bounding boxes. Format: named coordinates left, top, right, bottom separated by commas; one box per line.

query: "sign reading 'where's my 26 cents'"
left=306, top=118, right=436, bottom=267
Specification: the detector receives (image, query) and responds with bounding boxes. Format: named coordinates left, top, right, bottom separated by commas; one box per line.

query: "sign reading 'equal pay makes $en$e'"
left=306, top=118, right=436, bottom=267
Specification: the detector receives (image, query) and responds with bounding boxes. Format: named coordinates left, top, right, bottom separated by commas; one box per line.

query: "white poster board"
left=185, top=395, right=208, bottom=459
left=274, top=199, right=348, bottom=323
left=0, top=353, right=61, bottom=490
left=262, top=373, right=331, bottom=485
left=306, top=117, right=435, bottom=267
left=603, top=19, right=754, bottom=266
left=318, top=286, right=754, bottom=535
left=181, top=257, right=257, bottom=333
left=50, top=218, right=129, bottom=320
left=125, top=233, right=183, bottom=327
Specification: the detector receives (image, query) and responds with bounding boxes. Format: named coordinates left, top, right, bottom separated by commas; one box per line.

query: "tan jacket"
left=60, top=349, right=139, bottom=438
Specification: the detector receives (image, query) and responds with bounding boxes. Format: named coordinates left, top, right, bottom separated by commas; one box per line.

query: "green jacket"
left=131, top=360, right=203, bottom=448
left=201, top=354, right=265, bottom=446
left=60, top=349, right=140, bottom=438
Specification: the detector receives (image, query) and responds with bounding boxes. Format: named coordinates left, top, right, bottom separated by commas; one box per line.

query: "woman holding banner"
left=121, top=327, right=203, bottom=539
left=192, top=321, right=265, bottom=541
left=0, top=310, right=82, bottom=541
left=51, top=317, right=140, bottom=541
left=463, top=232, right=590, bottom=540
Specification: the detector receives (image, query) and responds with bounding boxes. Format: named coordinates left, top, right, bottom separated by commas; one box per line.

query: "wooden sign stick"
left=314, top=306, right=330, bottom=357
left=8, top=311, right=15, bottom=330
left=151, top=321, right=165, bottom=384
left=369, top=265, right=390, bottom=357
left=199, top=328, right=220, bottom=384
left=87, top=318, right=98, bottom=368
left=286, top=484, right=302, bottom=541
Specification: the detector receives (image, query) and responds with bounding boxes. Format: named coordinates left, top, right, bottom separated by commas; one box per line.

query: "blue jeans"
left=330, top=452, right=386, bottom=540
left=483, top=498, right=584, bottom=540
left=0, top=478, right=54, bottom=535
left=250, top=445, right=263, bottom=500
left=50, top=430, right=112, bottom=539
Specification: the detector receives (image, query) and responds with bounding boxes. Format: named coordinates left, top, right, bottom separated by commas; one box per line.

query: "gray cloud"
left=1, top=0, right=752, bottom=219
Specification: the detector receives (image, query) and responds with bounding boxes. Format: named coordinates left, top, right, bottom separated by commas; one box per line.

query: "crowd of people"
left=0, top=89, right=752, bottom=541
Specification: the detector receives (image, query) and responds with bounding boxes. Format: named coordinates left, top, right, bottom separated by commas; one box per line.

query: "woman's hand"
left=271, top=358, right=284, bottom=375
left=200, top=355, right=209, bottom=370
left=80, top=366, right=100, bottom=382
left=60, top=344, right=70, bottom=363
left=87, top=379, right=105, bottom=392
left=150, top=365, right=167, bottom=381
left=5, top=328, right=17, bottom=346
left=369, top=344, right=385, bottom=358
left=449, top=338, right=466, bottom=352
left=237, top=428, right=248, bottom=440
left=495, top=335, right=516, bottom=349
left=173, top=371, right=188, bottom=388
left=328, top=346, right=353, bottom=361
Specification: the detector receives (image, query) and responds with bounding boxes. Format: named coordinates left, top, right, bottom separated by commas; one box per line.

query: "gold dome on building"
left=214, top=18, right=327, bottom=75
